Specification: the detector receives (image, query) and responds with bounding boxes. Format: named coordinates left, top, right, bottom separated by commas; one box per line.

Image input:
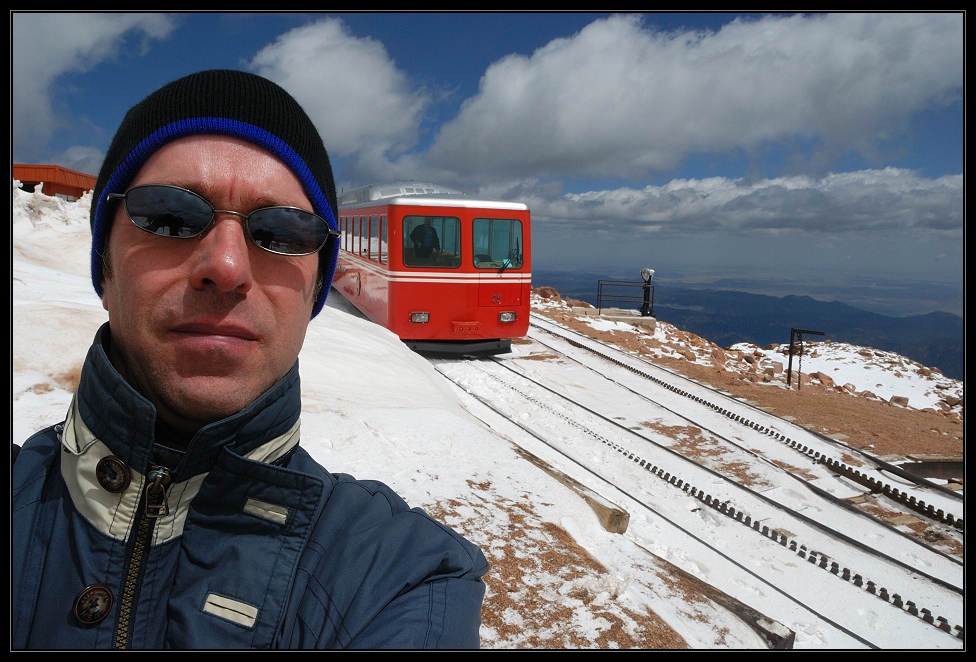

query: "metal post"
left=787, top=327, right=825, bottom=389
left=640, top=268, right=654, bottom=317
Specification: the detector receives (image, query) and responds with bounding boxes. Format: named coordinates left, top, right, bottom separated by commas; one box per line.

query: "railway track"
left=527, top=314, right=964, bottom=545
left=530, top=315, right=964, bottom=540
left=430, top=317, right=964, bottom=648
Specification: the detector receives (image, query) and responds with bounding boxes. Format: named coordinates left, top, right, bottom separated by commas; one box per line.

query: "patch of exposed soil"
left=846, top=495, right=964, bottom=557
left=427, top=480, right=690, bottom=649
left=641, top=422, right=771, bottom=488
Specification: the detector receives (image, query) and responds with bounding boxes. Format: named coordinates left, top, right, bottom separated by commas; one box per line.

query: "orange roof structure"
left=14, top=164, right=97, bottom=201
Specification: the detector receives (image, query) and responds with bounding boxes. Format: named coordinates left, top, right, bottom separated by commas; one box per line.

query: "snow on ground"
left=743, top=340, right=960, bottom=411
left=12, top=184, right=962, bottom=648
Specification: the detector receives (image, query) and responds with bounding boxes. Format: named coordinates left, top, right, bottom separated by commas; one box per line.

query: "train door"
left=473, top=217, right=525, bottom=308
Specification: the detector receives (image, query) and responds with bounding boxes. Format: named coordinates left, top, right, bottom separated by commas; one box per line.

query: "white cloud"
left=49, top=145, right=106, bottom=176
left=520, top=166, right=962, bottom=291
left=533, top=168, right=962, bottom=236
left=11, top=13, right=175, bottom=161
left=425, top=13, right=962, bottom=182
left=248, top=18, right=429, bottom=170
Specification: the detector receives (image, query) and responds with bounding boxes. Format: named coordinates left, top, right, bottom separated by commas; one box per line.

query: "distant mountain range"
left=534, top=270, right=964, bottom=381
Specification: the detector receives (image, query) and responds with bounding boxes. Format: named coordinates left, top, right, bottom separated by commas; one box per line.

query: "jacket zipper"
left=113, top=466, right=171, bottom=649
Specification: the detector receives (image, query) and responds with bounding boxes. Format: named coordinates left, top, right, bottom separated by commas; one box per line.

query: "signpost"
left=787, top=327, right=825, bottom=389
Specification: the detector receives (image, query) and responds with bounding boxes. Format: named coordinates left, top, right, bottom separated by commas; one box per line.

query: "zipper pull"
left=145, top=466, right=172, bottom=519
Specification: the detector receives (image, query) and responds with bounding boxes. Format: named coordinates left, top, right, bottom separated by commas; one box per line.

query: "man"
left=410, top=217, right=440, bottom=258
left=12, top=70, right=489, bottom=649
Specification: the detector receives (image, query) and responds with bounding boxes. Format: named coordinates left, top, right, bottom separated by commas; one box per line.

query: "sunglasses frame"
left=107, top=184, right=338, bottom=257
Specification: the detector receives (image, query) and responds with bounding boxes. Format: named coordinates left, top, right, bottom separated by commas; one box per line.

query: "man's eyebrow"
left=172, top=181, right=303, bottom=211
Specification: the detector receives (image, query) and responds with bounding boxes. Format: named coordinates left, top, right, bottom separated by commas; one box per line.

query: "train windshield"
left=473, top=218, right=523, bottom=270
left=403, top=216, right=461, bottom=267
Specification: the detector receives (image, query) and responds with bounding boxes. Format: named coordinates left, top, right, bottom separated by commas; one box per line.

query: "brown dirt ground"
left=427, top=481, right=692, bottom=648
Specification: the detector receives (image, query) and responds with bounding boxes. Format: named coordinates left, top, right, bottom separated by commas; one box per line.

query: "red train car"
left=332, top=181, right=531, bottom=356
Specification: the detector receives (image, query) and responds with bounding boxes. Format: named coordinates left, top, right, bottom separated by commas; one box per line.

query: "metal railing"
left=596, top=279, right=655, bottom=316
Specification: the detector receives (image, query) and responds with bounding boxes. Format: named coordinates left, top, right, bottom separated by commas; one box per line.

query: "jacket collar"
left=75, top=323, right=303, bottom=481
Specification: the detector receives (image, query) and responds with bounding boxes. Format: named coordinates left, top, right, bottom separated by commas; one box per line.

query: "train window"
left=379, top=215, right=388, bottom=264
left=360, top=216, right=369, bottom=256
left=403, top=216, right=461, bottom=268
left=473, top=219, right=523, bottom=269
left=369, top=215, right=379, bottom=260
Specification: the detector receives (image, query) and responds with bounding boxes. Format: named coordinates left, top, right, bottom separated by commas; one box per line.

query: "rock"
left=812, top=372, right=834, bottom=388
left=532, top=286, right=561, bottom=301
left=889, top=395, right=910, bottom=407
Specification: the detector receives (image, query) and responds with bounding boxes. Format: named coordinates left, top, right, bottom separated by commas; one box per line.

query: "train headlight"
left=498, top=312, right=517, bottom=323
left=410, top=312, right=430, bottom=323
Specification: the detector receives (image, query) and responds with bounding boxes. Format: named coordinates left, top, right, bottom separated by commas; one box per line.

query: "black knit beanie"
left=89, top=69, right=339, bottom=318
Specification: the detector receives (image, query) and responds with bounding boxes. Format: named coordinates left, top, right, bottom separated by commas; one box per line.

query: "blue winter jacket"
left=12, top=325, right=489, bottom=649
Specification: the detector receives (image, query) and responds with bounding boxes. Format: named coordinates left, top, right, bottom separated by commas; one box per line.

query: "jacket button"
left=73, top=584, right=113, bottom=626
left=95, top=455, right=131, bottom=493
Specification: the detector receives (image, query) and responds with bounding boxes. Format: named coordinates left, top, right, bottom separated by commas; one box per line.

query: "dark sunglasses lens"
left=248, top=208, right=330, bottom=255
left=124, top=186, right=213, bottom=238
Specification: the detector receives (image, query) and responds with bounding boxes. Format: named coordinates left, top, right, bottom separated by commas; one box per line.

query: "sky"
left=10, top=12, right=965, bottom=316
left=12, top=187, right=963, bottom=648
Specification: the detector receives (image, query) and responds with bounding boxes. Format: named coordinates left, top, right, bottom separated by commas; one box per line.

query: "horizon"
left=532, top=265, right=964, bottom=319
left=12, top=12, right=963, bottom=317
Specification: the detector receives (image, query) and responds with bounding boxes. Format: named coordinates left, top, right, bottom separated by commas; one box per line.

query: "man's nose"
left=188, top=215, right=254, bottom=294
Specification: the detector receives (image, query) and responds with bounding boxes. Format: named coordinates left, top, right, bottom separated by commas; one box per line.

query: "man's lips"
left=171, top=322, right=259, bottom=342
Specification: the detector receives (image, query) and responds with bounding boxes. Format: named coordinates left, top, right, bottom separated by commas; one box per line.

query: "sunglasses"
left=107, top=184, right=337, bottom=256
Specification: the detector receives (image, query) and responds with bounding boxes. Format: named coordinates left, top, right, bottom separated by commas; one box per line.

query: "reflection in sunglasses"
left=107, top=184, right=337, bottom=256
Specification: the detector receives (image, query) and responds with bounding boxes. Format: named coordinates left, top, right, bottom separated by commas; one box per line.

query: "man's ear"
left=100, top=248, right=112, bottom=312
left=313, top=271, right=325, bottom=307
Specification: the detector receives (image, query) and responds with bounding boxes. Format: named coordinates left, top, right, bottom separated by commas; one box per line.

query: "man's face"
left=101, top=135, right=320, bottom=441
